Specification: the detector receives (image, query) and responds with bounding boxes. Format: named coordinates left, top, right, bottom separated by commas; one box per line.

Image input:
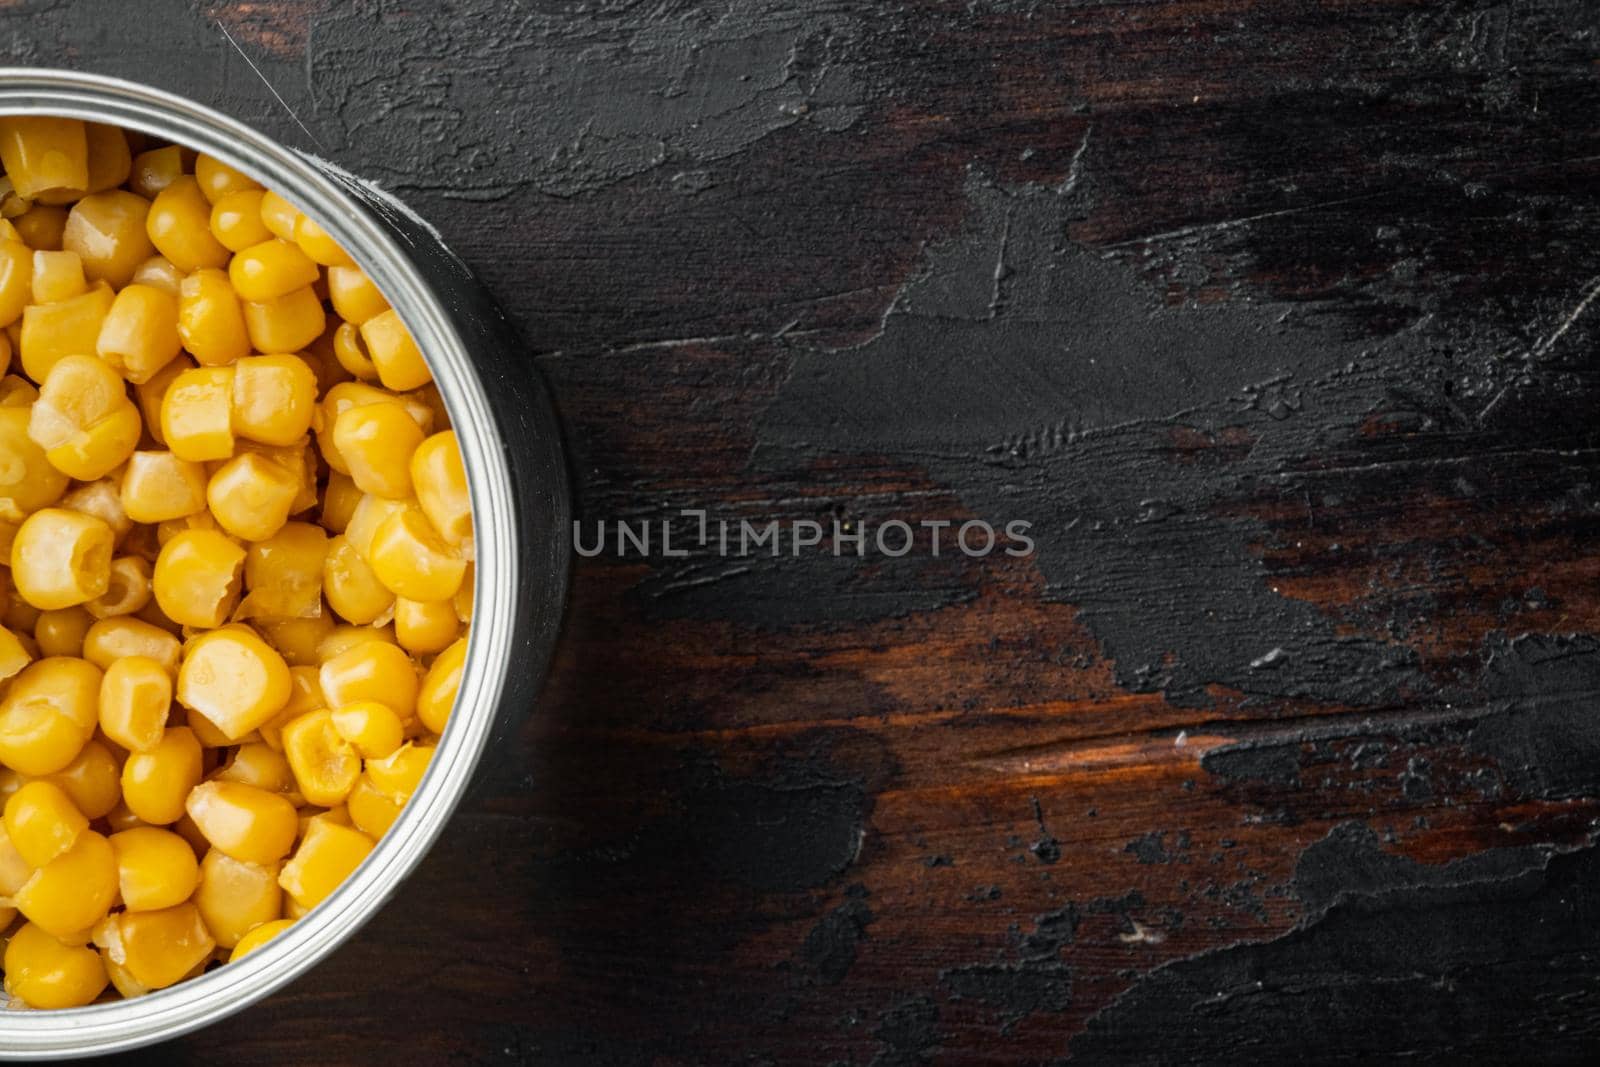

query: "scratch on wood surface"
left=1532, top=274, right=1600, bottom=357
left=216, top=19, right=325, bottom=149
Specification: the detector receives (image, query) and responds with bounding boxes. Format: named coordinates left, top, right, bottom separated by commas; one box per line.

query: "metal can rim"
left=0, top=68, right=545, bottom=1057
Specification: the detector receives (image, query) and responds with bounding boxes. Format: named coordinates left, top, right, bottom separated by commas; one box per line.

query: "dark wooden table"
left=28, top=0, right=1600, bottom=1062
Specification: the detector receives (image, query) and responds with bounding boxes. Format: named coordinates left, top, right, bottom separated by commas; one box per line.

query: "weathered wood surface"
left=17, top=0, right=1600, bottom=1062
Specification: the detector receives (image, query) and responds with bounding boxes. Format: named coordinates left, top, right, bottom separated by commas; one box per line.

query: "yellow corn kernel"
left=194, top=153, right=260, bottom=203
left=96, top=903, right=214, bottom=991
left=258, top=189, right=301, bottom=241
left=214, top=742, right=293, bottom=794
left=176, top=268, right=249, bottom=366
left=280, top=710, right=360, bottom=807
left=345, top=774, right=404, bottom=839
left=130, top=254, right=183, bottom=296
left=369, top=507, right=466, bottom=603
left=325, top=264, right=387, bottom=325
left=99, top=655, right=172, bottom=753
left=83, top=123, right=132, bottom=193
left=134, top=351, right=192, bottom=445
left=177, top=626, right=291, bottom=742
left=184, top=780, right=296, bottom=866
left=60, top=479, right=132, bottom=548
left=0, top=240, right=29, bottom=326
left=322, top=535, right=394, bottom=625
left=195, top=849, right=281, bottom=950
left=319, top=640, right=418, bottom=719
left=394, top=597, right=459, bottom=656
left=160, top=364, right=235, bottom=461
left=0, top=408, right=67, bottom=523
left=257, top=666, right=324, bottom=752
left=62, top=189, right=155, bottom=288
left=129, top=145, right=183, bottom=199
left=242, top=284, right=324, bottom=353
left=0, top=822, right=32, bottom=895
left=87, top=555, right=153, bottom=619
left=121, top=450, right=207, bottom=524
left=28, top=351, right=125, bottom=448
left=204, top=453, right=299, bottom=543
left=228, top=916, right=293, bottom=961
left=10, top=508, right=114, bottom=611
left=292, top=214, right=353, bottom=268
left=331, top=320, right=378, bottom=381
left=330, top=701, right=404, bottom=760
left=43, top=739, right=121, bottom=820
left=0, top=373, right=34, bottom=406
left=13, top=829, right=116, bottom=940
left=109, top=826, right=200, bottom=911
left=0, top=657, right=100, bottom=776
left=146, top=176, right=229, bottom=272
left=315, top=382, right=432, bottom=475
left=319, top=471, right=361, bottom=534
left=410, top=430, right=472, bottom=545
left=359, top=309, right=431, bottom=391
left=277, top=817, right=372, bottom=911
left=82, top=616, right=181, bottom=675
left=314, top=623, right=394, bottom=665
left=231, top=353, right=318, bottom=446
left=3, top=921, right=108, bottom=1009
left=31, top=249, right=86, bottom=303
left=0, top=117, right=88, bottom=199
left=208, top=190, right=269, bottom=254
left=120, top=726, right=201, bottom=825
left=412, top=639, right=464, bottom=739
left=19, top=281, right=114, bottom=382
left=239, top=522, right=326, bottom=622
left=257, top=615, right=332, bottom=669
left=0, top=622, right=32, bottom=682
left=334, top=401, right=424, bottom=499
left=151, top=527, right=244, bottom=629
left=34, top=606, right=91, bottom=658
left=13, top=204, right=67, bottom=250
left=45, top=402, right=141, bottom=482
left=97, top=283, right=181, bottom=384
left=229, top=238, right=319, bottom=303
left=3, top=779, right=87, bottom=867
left=182, top=707, right=237, bottom=749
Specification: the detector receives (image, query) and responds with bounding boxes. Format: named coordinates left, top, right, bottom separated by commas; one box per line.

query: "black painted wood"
left=17, top=0, right=1599, bottom=1062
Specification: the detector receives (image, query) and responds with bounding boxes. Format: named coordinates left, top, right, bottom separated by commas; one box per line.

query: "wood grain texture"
left=15, top=0, right=1597, bottom=1062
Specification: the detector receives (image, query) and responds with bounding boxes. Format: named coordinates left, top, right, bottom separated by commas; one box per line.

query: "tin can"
left=0, top=68, right=570, bottom=1058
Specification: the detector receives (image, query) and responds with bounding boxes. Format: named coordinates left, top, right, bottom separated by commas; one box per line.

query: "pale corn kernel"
left=33, top=607, right=92, bottom=658
left=130, top=254, right=183, bottom=296
left=205, top=452, right=301, bottom=543
left=369, top=507, right=466, bottom=603
left=209, top=189, right=271, bottom=252
left=160, top=364, right=235, bottom=460
left=45, top=401, right=141, bottom=481
left=42, top=739, right=122, bottom=820
left=3, top=780, right=88, bottom=867
left=62, top=189, right=155, bottom=289
left=18, top=282, right=113, bottom=384
left=228, top=917, right=293, bottom=961
left=146, top=176, right=229, bottom=272
left=3, top=921, right=108, bottom=1009
left=239, top=522, right=326, bottom=621
left=230, top=352, right=319, bottom=447
left=394, top=597, right=458, bottom=656
left=416, top=636, right=465, bottom=736
left=152, top=528, right=243, bottom=628
left=411, top=430, right=472, bottom=545
left=193, top=154, right=260, bottom=203
left=177, top=627, right=291, bottom=740
left=120, top=727, right=202, bottom=825
left=121, top=450, right=208, bottom=524
left=109, top=826, right=200, bottom=911
left=0, top=406, right=69, bottom=521
left=97, top=283, right=181, bottom=383
left=10, top=508, right=114, bottom=611
left=360, top=309, right=431, bottom=391
left=241, top=284, right=324, bottom=353
left=229, top=238, right=318, bottom=302
left=277, top=818, right=372, bottom=911
left=86, top=555, right=152, bottom=619
left=176, top=269, right=249, bottom=366
left=128, top=145, right=183, bottom=199
left=59, top=477, right=133, bottom=545
left=333, top=401, right=424, bottom=499
left=95, top=903, right=214, bottom=991
left=31, top=249, right=86, bottom=303
left=342, top=493, right=411, bottom=561
left=280, top=710, right=360, bottom=808
left=99, top=655, right=172, bottom=753
left=184, top=780, right=297, bottom=865
left=13, top=829, right=117, bottom=940
left=196, top=849, right=282, bottom=950
left=82, top=616, right=181, bottom=675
